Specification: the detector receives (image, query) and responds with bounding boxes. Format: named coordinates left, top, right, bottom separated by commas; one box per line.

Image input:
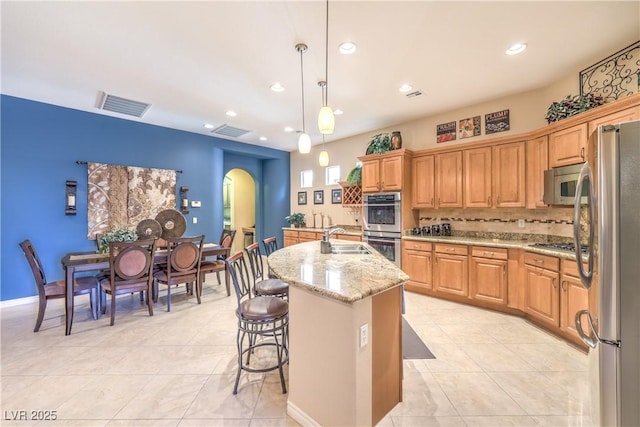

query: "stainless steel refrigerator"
left=574, top=120, right=640, bottom=427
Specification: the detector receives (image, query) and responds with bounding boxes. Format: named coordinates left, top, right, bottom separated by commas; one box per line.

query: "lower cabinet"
left=336, top=234, right=362, bottom=242
left=402, top=240, right=432, bottom=291
left=283, top=230, right=299, bottom=247
left=469, top=246, right=508, bottom=306
left=524, top=252, right=560, bottom=328
left=560, top=259, right=590, bottom=342
left=434, top=244, right=468, bottom=297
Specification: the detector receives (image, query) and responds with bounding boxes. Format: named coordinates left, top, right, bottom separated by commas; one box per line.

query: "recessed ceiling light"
left=270, top=83, right=285, bottom=92
left=259, top=136, right=268, bottom=141
left=399, top=84, right=413, bottom=93
left=506, top=43, right=527, bottom=55
left=203, top=123, right=214, bottom=129
left=339, top=41, right=357, bottom=55
left=226, top=110, right=237, bottom=117
left=333, top=109, right=343, bottom=115
left=284, top=126, right=294, bottom=132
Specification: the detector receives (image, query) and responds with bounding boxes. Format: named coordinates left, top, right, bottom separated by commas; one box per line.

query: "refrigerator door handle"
left=575, top=309, right=621, bottom=348
left=573, top=162, right=595, bottom=289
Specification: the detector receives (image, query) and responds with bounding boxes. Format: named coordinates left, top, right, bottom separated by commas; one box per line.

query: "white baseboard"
left=287, top=400, right=321, bottom=427
left=0, top=295, right=38, bottom=308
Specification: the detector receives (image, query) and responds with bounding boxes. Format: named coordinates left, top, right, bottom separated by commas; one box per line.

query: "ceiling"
left=2, top=1, right=639, bottom=152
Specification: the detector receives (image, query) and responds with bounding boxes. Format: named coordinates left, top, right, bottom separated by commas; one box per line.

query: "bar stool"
left=244, top=242, right=289, bottom=300
left=225, top=251, right=289, bottom=394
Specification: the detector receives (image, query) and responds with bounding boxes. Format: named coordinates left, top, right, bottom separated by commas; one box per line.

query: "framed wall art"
left=298, top=191, right=307, bottom=205
left=314, top=190, right=324, bottom=205
left=331, top=188, right=342, bottom=204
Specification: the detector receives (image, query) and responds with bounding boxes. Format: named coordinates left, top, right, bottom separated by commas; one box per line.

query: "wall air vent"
left=97, top=91, right=151, bottom=117
left=405, top=90, right=423, bottom=98
left=210, top=124, right=251, bottom=138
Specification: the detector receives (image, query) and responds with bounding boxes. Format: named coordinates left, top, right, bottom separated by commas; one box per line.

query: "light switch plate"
left=191, top=200, right=201, bottom=208
left=192, top=217, right=197, bottom=224
left=360, top=323, right=368, bottom=348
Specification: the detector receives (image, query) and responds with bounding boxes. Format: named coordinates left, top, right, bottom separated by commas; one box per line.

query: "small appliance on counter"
left=421, top=226, right=431, bottom=236
left=411, top=227, right=421, bottom=235
left=442, top=223, right=451, bottom=236
left=430, top=224, right=441, bottom=236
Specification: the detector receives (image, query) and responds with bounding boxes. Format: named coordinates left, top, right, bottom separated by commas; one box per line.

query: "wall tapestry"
left=87, top=162, right=176, bottom=239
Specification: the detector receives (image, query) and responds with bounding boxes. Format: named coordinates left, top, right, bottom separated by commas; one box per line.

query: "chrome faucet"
left=321, top=226, right=346, bottom=253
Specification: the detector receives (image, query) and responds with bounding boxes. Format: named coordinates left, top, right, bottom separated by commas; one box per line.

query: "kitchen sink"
left=330, top=244, right=371, bottom=255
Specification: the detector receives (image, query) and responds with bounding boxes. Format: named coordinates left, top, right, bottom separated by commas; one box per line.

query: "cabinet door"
left=412, top=155, right=435, bottom=208
left=549, top=123, right=588, bottom=167
left=435, top=151, right=463, bottom=208
left=380, top=156, right=403, bottom=191
left=493, top=142, right=525, bottom=207
left=560, top=273, right=589, bottom=340
left=588, top=106, right=640, bottom=135
left=470, top=257, right=507, bottom=305
left=434, top=253, right=468, bottom=296
left=526, top=136, right=549, bottom=209
left=336, top=234, right=361, bottom=242
left=464, top=147, right=492, bottom=208
left=361, top=159, right=381, bottom=193
left=525, top=265, right=560, bottom=327
left=403, top=249, right=432, bottom=291
left=283, top=231, right=298, bottom=247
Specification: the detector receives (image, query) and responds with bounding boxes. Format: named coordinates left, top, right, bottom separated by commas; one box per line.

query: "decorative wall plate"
left=136, top=218, right=163, bottom=239
left=155, top=209, right=187, bottom=238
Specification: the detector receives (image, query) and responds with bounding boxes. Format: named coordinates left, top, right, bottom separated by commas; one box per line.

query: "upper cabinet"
left=526, top=136, right=549, bottom=209
left=463, top=142, right=525, bottom=208
left=549, top=123, right=588, bottom=167
left=411, top=155, right=435, bottom=208
left=587, top=106, right=640, bottom=135
left=360, top=149, right=410, bottom=193
left=435, top=151, right=463, bottom=208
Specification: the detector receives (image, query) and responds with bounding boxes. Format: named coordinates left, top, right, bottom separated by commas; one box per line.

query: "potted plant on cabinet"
left=365, top=133, right=392, bottom=155
left=285, top=212, right=306, bottom=228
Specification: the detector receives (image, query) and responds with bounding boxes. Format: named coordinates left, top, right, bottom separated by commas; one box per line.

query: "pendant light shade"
left=318, top=0, right=335, bottom=135
left=299, top=132, right=311, bottom=154
left=318, top=106, right=335, bottom=135
left=319, top=150, right=329, bottom=166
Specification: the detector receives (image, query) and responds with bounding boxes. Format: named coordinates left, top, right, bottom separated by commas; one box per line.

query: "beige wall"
left=227, top=168, right=255, bottom=254
left=288, top=57, right=598, bottom=233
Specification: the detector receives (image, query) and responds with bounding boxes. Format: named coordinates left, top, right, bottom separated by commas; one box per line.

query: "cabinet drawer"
left=561, top=258, right=588, bottom=278
left=525, top=252, right=559, bottom=271
left=435, top=243, right=468, bottom=256
left=283, top=230, right=298, bottom=238
left=298, top=231, right=319, bottom=240
left=471, top=246, right=508, bottom=260
left=403, top=240, right=432, bottom=252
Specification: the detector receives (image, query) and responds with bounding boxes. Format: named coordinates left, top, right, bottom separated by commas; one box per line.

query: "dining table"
left=60, top=242, right=230, bottom=335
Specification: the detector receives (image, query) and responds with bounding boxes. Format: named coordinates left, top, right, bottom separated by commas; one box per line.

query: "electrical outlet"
left=192, top=217, right=198, bottom=224
left=360, top=323, right=368, bottom=348
left=518, top=219, right=525, bottom=228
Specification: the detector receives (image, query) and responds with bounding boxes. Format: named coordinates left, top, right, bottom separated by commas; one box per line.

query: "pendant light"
left=296, top=43, right=311, bottom=154
left=318, top=80, right=330, bottom=166
left=318, top=0, right=335, bottom=135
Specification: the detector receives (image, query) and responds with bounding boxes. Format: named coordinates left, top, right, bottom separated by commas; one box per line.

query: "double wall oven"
left=362, top=192, right=402, bottom=266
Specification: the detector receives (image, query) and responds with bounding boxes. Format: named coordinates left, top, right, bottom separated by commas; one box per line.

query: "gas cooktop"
left=530, top=242, right=590, bottom=254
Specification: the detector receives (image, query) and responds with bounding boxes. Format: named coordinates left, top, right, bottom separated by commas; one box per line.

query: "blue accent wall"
left=0, top=95, right=290, bottom=301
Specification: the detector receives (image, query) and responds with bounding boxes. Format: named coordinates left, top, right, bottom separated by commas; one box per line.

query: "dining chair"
left=244, top=242, right=289, bottom=299
left=19, top=239, right=100, bottom=332
left=199, top=229, right=236, bottom=296
left=99, top=238, right=158, bottom=326
left=225, top=251, right=289, bottom=394
left=262, top=236, right=279, bottom=256
left=154, top=235, right=204, bottom=311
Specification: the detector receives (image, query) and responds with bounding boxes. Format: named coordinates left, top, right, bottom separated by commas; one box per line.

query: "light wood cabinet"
left=493, top=142, right=526, bottom=207
left=560, top=259, right=589, bottom=342
left=464, top=147, right=492, bottom=207
left=588, top=105, right=640, bottom=135
left=412, top=155, right=435, bottom=208
left=524, top=252, right=560, bottom=327
left=402, top=240, right=432, bottom=292
left=435, top=151, right=463, bottom=208
left=336, top=233, right=362, bottom=242
left=549, top=123, right=588, bottom=167
left=360, top=150, right=407, bottom=193
left=526, top=136, right=549, bottom=209
left=299, top=231, right=321, bottom=243
left=434, top=243, right=468, bottom=297
left=283, top=230, right=299, bottom=247
left=469, top=246, right=508, bottom=306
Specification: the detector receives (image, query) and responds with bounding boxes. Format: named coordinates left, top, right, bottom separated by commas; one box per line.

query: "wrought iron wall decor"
left=580, top=40, right=640, bottom=100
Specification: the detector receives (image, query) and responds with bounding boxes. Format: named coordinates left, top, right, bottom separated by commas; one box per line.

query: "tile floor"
left=1, top=274, right=594, bottom=427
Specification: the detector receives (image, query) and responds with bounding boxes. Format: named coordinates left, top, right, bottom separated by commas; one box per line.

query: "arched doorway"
left=223, top=169, right=255, bottom=255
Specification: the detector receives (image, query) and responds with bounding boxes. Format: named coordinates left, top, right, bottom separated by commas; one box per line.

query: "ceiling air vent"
left=97, top=91, right=151, bottom=117
left=405, top=90, right=423, bottom=98
left=210, top=124, right=250, bottom=138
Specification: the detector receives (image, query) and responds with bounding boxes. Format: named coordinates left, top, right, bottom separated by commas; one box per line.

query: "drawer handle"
left=581, top=147, right=585, bottom=159
left=561, top=280, right=567, bottom=291
left=487, top=196, right=491, bottom=205
left=447, top=248, right=455, bottom=252
left=483, top=251, right=495, bottom=256
left=534, top=258, right=544, bottom=264
left=431, top=197, right=434, bottom=205
left=552, top=278, right=557, bottom=288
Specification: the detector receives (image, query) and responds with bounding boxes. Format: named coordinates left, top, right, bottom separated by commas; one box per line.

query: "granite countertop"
left=282, top=226, right=362, bottom=236
left=268, top=240, right=409, bottom=304
left=402, top=235, right=586, bottom=261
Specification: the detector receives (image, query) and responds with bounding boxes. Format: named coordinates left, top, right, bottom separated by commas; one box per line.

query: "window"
left=325, top=165, right=340, bottom=185
left=300, top=170, right=313, bottom=188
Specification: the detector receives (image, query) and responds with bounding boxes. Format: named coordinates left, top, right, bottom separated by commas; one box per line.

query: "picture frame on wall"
left=314, top=190, right=324, bottom=205
left=298, top=191, right=307, bottom=205
left=331, top=188, right=342, bottom=204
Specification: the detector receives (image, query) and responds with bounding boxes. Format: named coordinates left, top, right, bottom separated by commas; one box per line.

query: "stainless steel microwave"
left=543, top=164, right=589, bottom=205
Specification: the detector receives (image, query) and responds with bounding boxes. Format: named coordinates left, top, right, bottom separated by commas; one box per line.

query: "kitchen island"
left=268, top=240, right=408, bottom=427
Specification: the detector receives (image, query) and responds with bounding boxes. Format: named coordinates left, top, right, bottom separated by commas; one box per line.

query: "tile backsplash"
left=418, top=207, right=575, bottom=238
